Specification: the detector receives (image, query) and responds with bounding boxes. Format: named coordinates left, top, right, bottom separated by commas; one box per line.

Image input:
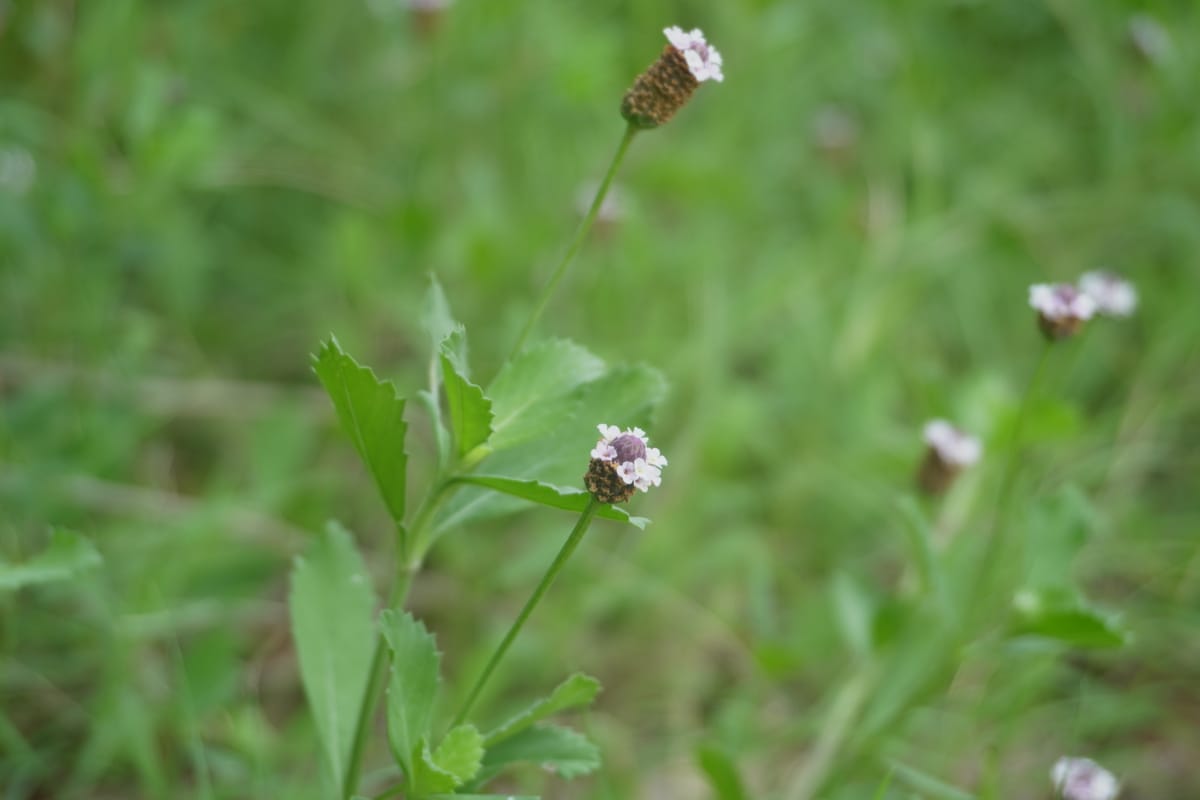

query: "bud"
left=1029, top=283, right=1097, bottom=340
left=1051, top=757, right=1120, bottom=800
left=916, top=419, right=981, bottom=495
left=621, top=26, right=723, bottom=129
left=584, top=423, right=668, bottom=504
left=1078, top=271, right=1137, bottom=318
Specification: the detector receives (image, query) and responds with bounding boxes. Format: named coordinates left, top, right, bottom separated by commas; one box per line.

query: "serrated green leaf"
left=409, top=726, right=485, bottom=796
left=0, top=529, right=102, bottom=591
left=482, top=724, right=600, bottom=780
left=409, top=738, right=461, bottom=796
left=288, top=523, right=377, bottom=788
left=696, top=744, right=748, bottom=800
left=1010, top=588, right=1129, bottom=648
left=487, top=339, right=606, bottom=451
left=313, top=338, right=408, bottom=528
left=483, top=673, right=601, bottom=746
left=456, top=476, right=648, bottom=530
left=381, top=610, right=442, bottom=781
left=440, top=329, right=494, bottom=458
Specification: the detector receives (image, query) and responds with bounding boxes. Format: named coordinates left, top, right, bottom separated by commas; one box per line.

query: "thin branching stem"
left=509, top=124, right=638, bottom=359
left=451, top=498, right=603, bottom=727
left=341, top=477, right=457, bottom=799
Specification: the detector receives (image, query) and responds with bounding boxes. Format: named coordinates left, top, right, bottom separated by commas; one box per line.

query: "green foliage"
left=481, top=724, right=601, bottom=780
left=410, top=726, right=485, bottom=796
left=456, top=475, right=647, bottom=528
left=487, top=340, right=606, bottom=451
left=696, top=744, right=748, bottom=800
left=313, top=338, right=409, bottom=532
left=381, top=610, right=442, bottom=783
left=439, top=329, right=495, bottom=459
left=0, top=529, right=101, bottom=591
left=6, top=0, right=1200, bottom=796
left=482, top=672, right=600, bottom=746
left=288, top=523, right=378, bottom=788
left=1010, top=588, right=1129, bottom=649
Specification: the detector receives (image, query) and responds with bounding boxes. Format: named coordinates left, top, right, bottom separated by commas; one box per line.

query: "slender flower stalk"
left=509, top=124, right=638, bottom=359
left=972, top=342, right=1052, bottom=613
left=452, top=498, right=602, bottom=726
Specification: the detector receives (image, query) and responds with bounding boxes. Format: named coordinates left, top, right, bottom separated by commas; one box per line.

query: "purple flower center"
left=610, top=434, right=647, bottom=464
left=1054, top=284, right=1082, bottom=303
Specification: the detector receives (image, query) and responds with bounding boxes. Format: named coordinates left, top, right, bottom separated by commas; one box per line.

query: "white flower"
left=632, top=459, right=662, bottom=492
left=1052, top=757, right=1120, bottom=800
left=923, top=419, right=982, bottom=468
left=663, top=26, right=724, bottom=83
left=1079, top=271, right=1137, bottom=317
left=590, top=443, right=618, bottom=460
left=597, top=424, right=622, bottom=441
left=617, top=461, right=638, bottom=485
left=1029, top=283, right=1097, bottom=323
left=645, top=447, right=668, bottom=469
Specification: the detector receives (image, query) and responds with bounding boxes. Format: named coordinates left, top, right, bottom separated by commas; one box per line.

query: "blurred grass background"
left=2, top=0, right=1199, bottom=797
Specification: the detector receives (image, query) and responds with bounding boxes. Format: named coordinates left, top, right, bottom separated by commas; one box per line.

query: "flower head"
left=1051, top=757, right=1120, bottom=800
left=917, top=419, right=981, bottom=495
left=1029, top=283, right=1097, bottom=340
left=663, top=27, right=724, bottom=83
left=923, top=420, right=982, bottom=467
left=585, top=423, right=668, bottom=504
left=621, top=26, right=723, bottom=129
left=1079, top=271, right=1137, bottom=317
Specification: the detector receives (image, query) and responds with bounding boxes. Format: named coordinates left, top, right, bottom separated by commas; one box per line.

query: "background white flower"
left=1052, top=757, right=1120, bottom=800
left=923, top=419, right=982, bottom=468
left=1079, top=271, right=1137, bottom=317
left=1030, top=283, right=1097, bottom=322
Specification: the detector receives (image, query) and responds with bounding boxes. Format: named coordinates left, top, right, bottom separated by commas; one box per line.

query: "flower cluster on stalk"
left=585, top=424, right=668, bottom=504
left=1028, top=271, right=1137, bottom=340
left=621, top=26, right=723, bottom=128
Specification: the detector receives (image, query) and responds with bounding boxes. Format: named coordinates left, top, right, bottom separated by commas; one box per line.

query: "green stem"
left=341, top=478, right=458, bottom=799
left=509, top=124, right=638, bottom=359
left=451, top=498, right=603, bottom=727
left=973, top=342, right=1052, bottom=613
left=342, top=565, right=416, bottom=800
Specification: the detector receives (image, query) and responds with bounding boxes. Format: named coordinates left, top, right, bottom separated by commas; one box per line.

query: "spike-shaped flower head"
left=1079, top=271, right=1137, bottom=318
left=1051, top=757, right=1120, bottom=800
left=1029, top=283, right=1097, bottom=340
left=585, top=424, right=668, bottom=504
left=621, top=26, right=723, bottom=129
left=917, top=419, right=982, bottom=495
